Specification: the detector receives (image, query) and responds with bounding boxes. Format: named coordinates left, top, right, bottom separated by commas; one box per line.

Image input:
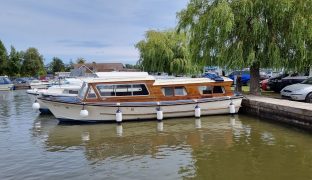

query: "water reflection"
left=81, top=132, right=90, bottom=142
left=2, top=91, right=312, bottom=179
left=195, top=118, right=201, bottom=129
left=116, top=124, right=123, bottom=136
left=157, top=121, right=164, bottom=132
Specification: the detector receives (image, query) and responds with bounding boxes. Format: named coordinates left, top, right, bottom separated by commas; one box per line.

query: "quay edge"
left=239, top=95, right=312, bottom=130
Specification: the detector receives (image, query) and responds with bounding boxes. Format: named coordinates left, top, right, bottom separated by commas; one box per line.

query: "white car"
left=280, top=77, right=312, bottom=103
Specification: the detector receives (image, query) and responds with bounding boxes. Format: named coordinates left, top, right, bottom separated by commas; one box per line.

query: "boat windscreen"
left=78, top=82, right=88, bottom=99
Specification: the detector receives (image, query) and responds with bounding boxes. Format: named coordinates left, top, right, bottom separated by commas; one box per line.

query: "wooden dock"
left=240, top=95, right=312, bottom=130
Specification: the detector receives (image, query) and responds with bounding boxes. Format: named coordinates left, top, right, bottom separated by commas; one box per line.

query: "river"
left=0, top=90, right=312, bottom=180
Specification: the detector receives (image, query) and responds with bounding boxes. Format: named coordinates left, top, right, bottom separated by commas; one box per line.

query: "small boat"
left=29, top=80, right=51, bottom=89
left=38, top=72, right=243, bottom=123
left=0, top=76, right=14, bottom=91
left=27, top=79, right=83, bottom=113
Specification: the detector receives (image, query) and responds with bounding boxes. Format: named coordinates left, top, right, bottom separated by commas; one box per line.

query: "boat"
left=27, top=78, right=83, bottom=113
left=38, top=72, right=243, bottom=123
left=29, top=79, right=51, bottom=89
left=0, top=76, right=14, bottom=91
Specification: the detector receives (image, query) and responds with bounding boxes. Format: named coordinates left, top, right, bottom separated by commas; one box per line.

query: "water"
left=1, top=90, right=312, bottom=180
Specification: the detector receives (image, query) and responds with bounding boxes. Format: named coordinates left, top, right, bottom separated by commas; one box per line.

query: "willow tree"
left=177, top=0, right=312, bottom=94
left=135, top=30, right=197, bottom=75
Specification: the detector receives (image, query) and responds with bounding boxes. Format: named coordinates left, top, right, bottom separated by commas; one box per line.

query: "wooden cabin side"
left=81, top=79, right=233, bottom=103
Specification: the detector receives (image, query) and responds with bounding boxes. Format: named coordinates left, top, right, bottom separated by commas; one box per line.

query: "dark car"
left=267, top=73, right=308, bottom=92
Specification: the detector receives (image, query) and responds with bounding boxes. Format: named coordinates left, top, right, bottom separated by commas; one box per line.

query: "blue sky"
left=0, top=0, right=188, bottom=64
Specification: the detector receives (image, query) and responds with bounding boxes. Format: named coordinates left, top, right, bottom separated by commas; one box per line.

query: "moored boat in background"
left=29, top=79, right=51, bottom=89
left=27, top=78, right=83, bottom=113
left=0, top=76, right=14, bottom=91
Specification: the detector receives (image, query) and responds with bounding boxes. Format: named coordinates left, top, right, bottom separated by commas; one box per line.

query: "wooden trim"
left=82, top=79, right=234, bottom=103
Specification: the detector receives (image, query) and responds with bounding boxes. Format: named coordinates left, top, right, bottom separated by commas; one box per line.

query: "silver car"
left=280, top=77, right=312, bottom=103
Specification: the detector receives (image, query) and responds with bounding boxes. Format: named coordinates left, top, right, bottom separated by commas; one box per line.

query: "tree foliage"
left=49, top=57, right=65, bottom=74
left=135, top=30, right=198, bottom=75
left=177, top=0, right=312, bottom=93
left=21, top=48, right=46, bottom=77
left=0, top=40, right=8, bottom=75
left=7, top=46, right=22, bottom=77
left=76, top=57, right=86, bottom=64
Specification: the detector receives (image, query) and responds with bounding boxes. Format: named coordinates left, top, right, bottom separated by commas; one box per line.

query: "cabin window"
left=213, top=86, right=224, bottom=93
left=115, top=84, right=132, bottom=96
left=162, top=87, right=187, bottom=96
left=87, top=86, right=97, bottom=99
left=174, top=87, right=187, bottom=96
left=97, top=85, right=115, bottom=96
left=78, top=82, right=88, bottom=99
left=198, top=86, right=213, bottom=95
left=63, top=89, right=79, bottom=94
left=163, top=87, right=174, bottom=96
left=198, top=86, right=224, bottom=94
left=68, top=90, right=79, bottom=94
left=96, top=84, right=149, bottom=97
left=132, top=84, right=149, bottom=96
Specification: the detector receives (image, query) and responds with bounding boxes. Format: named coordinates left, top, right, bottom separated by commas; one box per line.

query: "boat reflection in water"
left=30, top=114, right=312, bottom=179
left=31, top=115, right=245, bottom=178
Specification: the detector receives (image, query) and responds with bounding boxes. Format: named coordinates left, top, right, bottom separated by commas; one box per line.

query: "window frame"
left=162, top=86, right=187, bottom=96
left=86, top=86, right=98, bottom=99
left=95, top=83, right=150, bottom=97
left=198, top=85, right=225, bottom=95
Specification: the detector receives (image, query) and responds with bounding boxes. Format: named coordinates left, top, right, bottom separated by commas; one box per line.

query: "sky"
left=0, top=0, right=189, bottom=65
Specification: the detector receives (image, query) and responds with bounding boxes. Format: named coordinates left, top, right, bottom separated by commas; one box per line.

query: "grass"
left=231, top=85, right=281, bottom=99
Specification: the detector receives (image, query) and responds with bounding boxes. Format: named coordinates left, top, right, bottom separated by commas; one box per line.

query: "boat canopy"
left=0, top=76, right=12, bottom=84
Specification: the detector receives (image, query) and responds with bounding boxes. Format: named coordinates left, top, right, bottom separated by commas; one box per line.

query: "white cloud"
left=0, top=0, right=189, bottom=64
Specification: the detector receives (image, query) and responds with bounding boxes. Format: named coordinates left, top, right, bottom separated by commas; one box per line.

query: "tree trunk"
left=235, top=75, right=242, bottom=93
left=250, top=61, right=260, bottom=95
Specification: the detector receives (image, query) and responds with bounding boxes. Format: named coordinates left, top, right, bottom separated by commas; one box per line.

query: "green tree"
left=135, top=30, right=197, bottom=75
left=7, top=46, right=22, bottom=77
left=76, top=57, right=86, bottom=64
left=65, top=59, right=74, bottom=71
left=49, top=57, right=65, bottom=74
left=21, top=48, right=46, bottom=77
left=0, top=40, right=8, bottom=75
left=177, top=0, right=312, bottom=94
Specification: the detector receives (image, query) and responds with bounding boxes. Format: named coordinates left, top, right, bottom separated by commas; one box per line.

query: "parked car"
left=280, top=77, right=312, bottom=103
left=267, top=73, right=308, bottom=92
left=260, top=79, right=269, bottom=91
left=228, top=71, right=250, bottom=85
left=228, top=70, right=269, bottom=85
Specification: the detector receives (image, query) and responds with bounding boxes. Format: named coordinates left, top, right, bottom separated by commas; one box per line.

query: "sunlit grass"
left=231, top=85, right=281, bottom=98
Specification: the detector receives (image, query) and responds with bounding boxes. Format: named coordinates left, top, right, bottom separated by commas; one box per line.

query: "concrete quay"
left=240, top=95, right=312, bottom=130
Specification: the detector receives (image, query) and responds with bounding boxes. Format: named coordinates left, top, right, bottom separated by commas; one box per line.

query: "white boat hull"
left=40, top=97, right=243, bottom=122
left=0, top=84, right=13, bottom=91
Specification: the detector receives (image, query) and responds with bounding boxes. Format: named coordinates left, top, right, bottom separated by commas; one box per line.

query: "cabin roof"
left=83, top=76, right=155, bottom=83
left=153, top=77, right=232, bottom=86
left=83, top=75, right=232, bottom=85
